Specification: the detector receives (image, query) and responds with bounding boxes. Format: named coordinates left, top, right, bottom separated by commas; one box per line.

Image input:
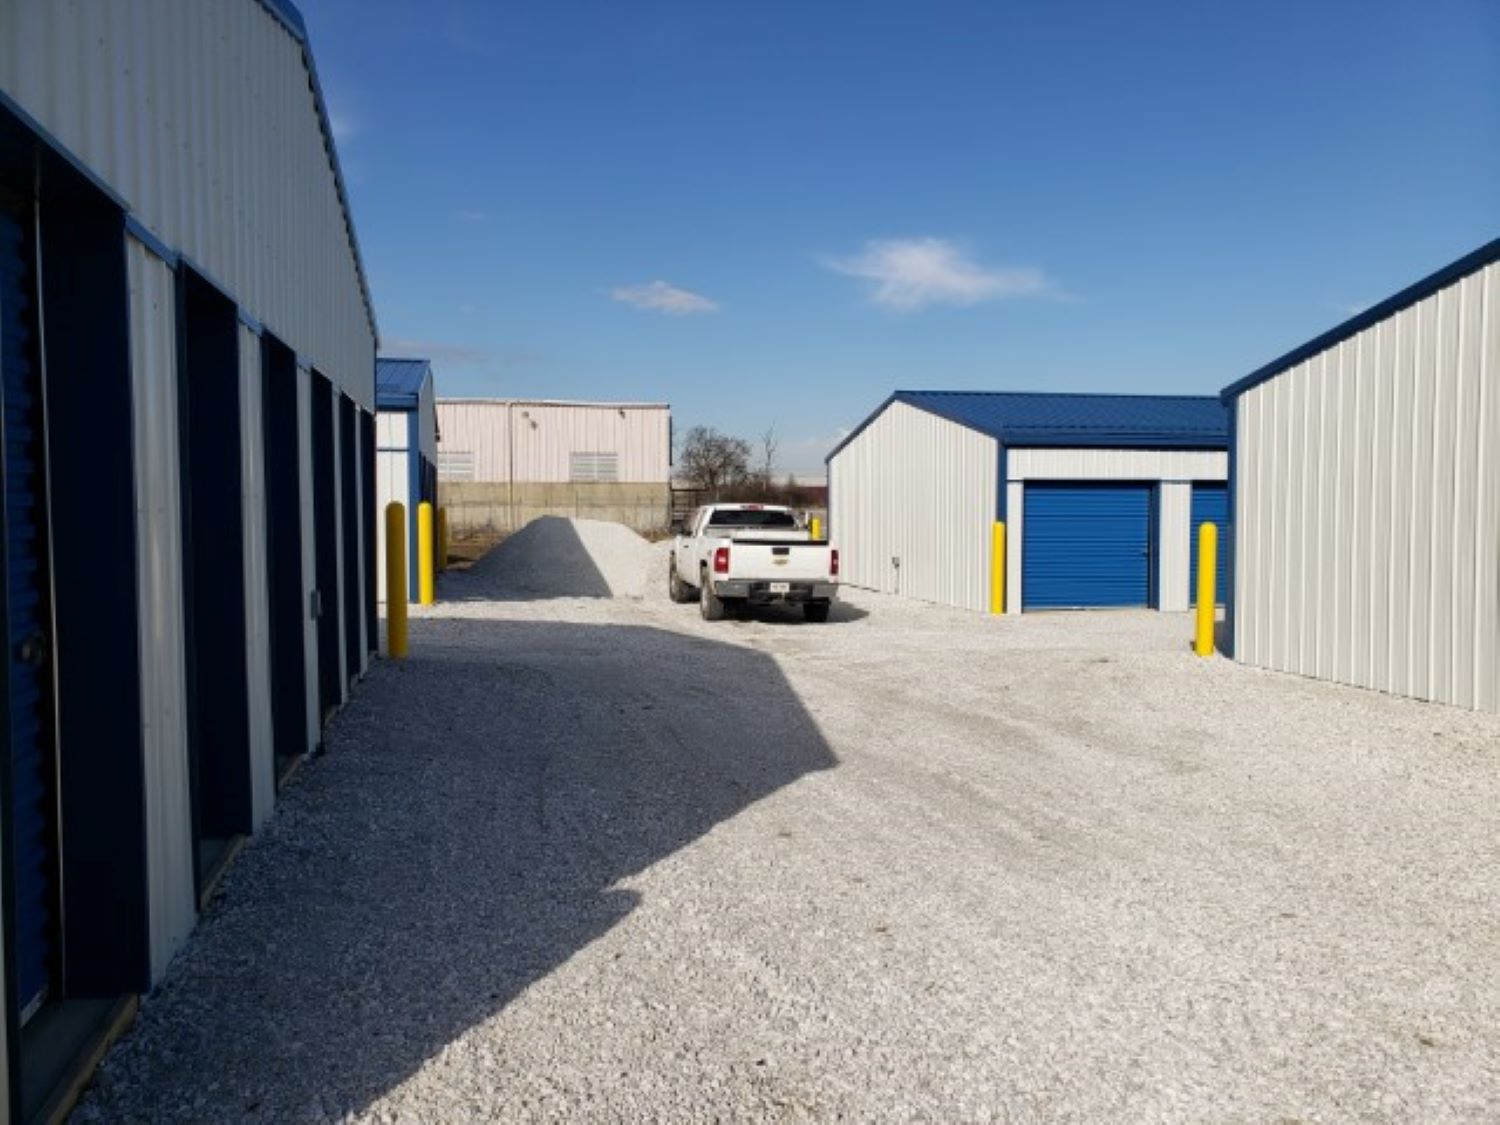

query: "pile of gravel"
left=458, top=516, right=665, bottom=600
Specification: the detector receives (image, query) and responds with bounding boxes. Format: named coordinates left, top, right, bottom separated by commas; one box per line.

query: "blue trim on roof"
left=828, top=390, right=1228, bottom=463
left=1221, top=237, right=1500, bottom=404
left=375, top=357, right=432, bottom=410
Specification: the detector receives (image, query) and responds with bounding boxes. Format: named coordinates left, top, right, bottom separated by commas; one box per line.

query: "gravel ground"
left=75, top=522, right=1500, bottom=1122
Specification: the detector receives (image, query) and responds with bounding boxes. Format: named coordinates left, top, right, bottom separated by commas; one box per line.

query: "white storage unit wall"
left=828, top=400, right=998, bottom=611
left=0, top=0, right=379, bottom=1116
left=828, top=392, right=1229, bottom=615
left=376, top=359, right=438, bottom=603
left=1224, top=239, right=1499, bottom=712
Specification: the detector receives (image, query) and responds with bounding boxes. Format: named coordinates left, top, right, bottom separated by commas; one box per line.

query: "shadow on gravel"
left=721, top=599, right=870, bottom=626
left=441, top=517, right=638, bottom=602
left=75, top=617, right=836, bottom=1121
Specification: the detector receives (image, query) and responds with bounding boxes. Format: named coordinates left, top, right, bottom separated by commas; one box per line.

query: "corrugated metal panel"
left=418, top=375, right=436, bottom=462
left=0, top=0, right=375, bottom=410
left=1021, top=484, right=1153, bottom=609
left=330, top=388, right=347, bottom=694
left=1157, top=482, right=1192, bottom=613
left=374, top=449, right=411, bottom=605
left=297, top=364, right=318, bottom=750
left=1007, top=448, right=1227, bottom=481
left=238, top=325, right=274, bottom=829
left=828, top=400, right=997, bottom=612
left=1234, top=260, right=1498, bottom=712
left=435, top=400, right=670, bottom=483
left=376, top=411, right=408, bottom=450
left=127, top=237, right=195, bottom=980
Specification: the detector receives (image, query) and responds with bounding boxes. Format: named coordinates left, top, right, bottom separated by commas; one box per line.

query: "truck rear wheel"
left=668, top=560, right=694, bottom=603
left=699, top=569, right=726, bottom=621
left=803, top=601, right=831, bottom=623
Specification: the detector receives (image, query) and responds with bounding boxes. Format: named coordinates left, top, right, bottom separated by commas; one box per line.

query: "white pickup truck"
left=669, top=504, right=839, bottom=622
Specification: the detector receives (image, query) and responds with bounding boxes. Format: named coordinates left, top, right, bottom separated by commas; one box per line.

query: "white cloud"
left=610, top=280, right=719, bottom=315
left=454, top=209, right=492, bottom=224
left=823, top=238, right=1051, bottom=311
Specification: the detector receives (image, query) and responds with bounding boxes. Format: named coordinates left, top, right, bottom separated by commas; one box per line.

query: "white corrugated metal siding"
left=1234, top=259, right=1498, bottom=711
left=331, top=390, right=347, bottom=695
left=829, top=400, right=997, bottom=612
left=127, top=236, right=195, bottom=979
left=0, top=0, right=375, bottom=408
left=1156, top=482, right=1192, bottom=613
left=418, top=376, right=437, bottom=461
left=436, top=400, right=670, bottom=483
left=297, top=363, right=319, bottom=749
left=1006, top=448, right=1227, bottom=481
left=239, top=324, right=275, bottom=829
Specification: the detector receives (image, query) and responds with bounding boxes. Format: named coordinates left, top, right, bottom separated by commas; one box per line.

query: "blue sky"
left=305, top=0, right=1499, bottom=472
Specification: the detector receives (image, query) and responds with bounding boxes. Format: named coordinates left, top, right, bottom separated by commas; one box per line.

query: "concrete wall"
left=440, top=482, right=670, bottom=537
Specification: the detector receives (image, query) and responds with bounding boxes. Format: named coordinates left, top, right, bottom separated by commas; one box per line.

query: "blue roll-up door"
left=1022, top=483, right=1154, bottom=609
left=1189, top=483, right=1228, bottom=606
left=1, top=203, right=55, bottom=1019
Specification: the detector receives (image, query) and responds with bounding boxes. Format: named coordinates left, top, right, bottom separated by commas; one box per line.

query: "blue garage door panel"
left=1023, top=483, right=1153, bottom=609
left=1189, top=483, right=1228, bottom=605
left=1, top=203, right=54, bottom=1019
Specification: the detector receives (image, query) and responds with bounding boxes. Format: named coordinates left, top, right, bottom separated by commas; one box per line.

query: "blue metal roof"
left=376, top=358, right=432, bottom=410
left=829, top=391, right=1228, bottom=462
left=1222, top=237, right=1500, bottom=404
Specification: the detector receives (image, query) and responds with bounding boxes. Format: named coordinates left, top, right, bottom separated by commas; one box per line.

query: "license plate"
left=769, top=582, right=791, bottom=594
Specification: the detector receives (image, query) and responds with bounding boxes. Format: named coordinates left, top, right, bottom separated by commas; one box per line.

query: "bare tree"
left=757, top=422, right=779, bottom=491
left=677, top=425, right=752, bottom=500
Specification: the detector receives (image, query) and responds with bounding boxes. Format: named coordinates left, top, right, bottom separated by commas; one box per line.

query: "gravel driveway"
left=76, top=526, right=1500, bottom=1121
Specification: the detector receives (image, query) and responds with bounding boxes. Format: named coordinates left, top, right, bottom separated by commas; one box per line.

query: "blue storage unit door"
left=1, top=201, right=55, bottom=1020
left=1022, top=483, right=1154, bottom=609
left=1189, top=483, right=1228, bottom=605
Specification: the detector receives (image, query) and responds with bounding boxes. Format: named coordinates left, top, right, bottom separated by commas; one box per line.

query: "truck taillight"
left=830, top=549, right=840, bottom=577
left=713, top=546, right=730, bottom=574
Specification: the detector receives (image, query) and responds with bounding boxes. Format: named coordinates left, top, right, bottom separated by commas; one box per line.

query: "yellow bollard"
left=1195, top=522, right=1218, bottom=657
left=437, top=507, right=450, bottom=573
left=384, top=502, right=408, bottom=658
left=810, top=516, right=823, bottom=540
left=418, top=501, right=435, bottom=606
left=990, top=521, right=1006, bottom=615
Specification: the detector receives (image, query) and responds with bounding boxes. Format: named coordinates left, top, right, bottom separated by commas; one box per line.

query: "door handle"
left=16, top=630, right=47, bottom=668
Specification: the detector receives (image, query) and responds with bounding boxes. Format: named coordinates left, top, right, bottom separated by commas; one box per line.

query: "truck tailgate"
left=727, top=542, right=835, bottom=582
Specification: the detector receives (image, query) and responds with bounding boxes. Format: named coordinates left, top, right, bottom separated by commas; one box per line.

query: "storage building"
left=375, top=359, right=438, bottom=602
left=828, top=392, right=1229, bottom=613
left=436, top=398, right=671, bottom=535
left=0, top=0, right=377, bottom=1117
left=1222, top=239, right=1499, bottom=712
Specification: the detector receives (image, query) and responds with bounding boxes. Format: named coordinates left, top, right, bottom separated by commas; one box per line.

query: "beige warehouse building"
left=437, top=399, right=671, bottom=534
